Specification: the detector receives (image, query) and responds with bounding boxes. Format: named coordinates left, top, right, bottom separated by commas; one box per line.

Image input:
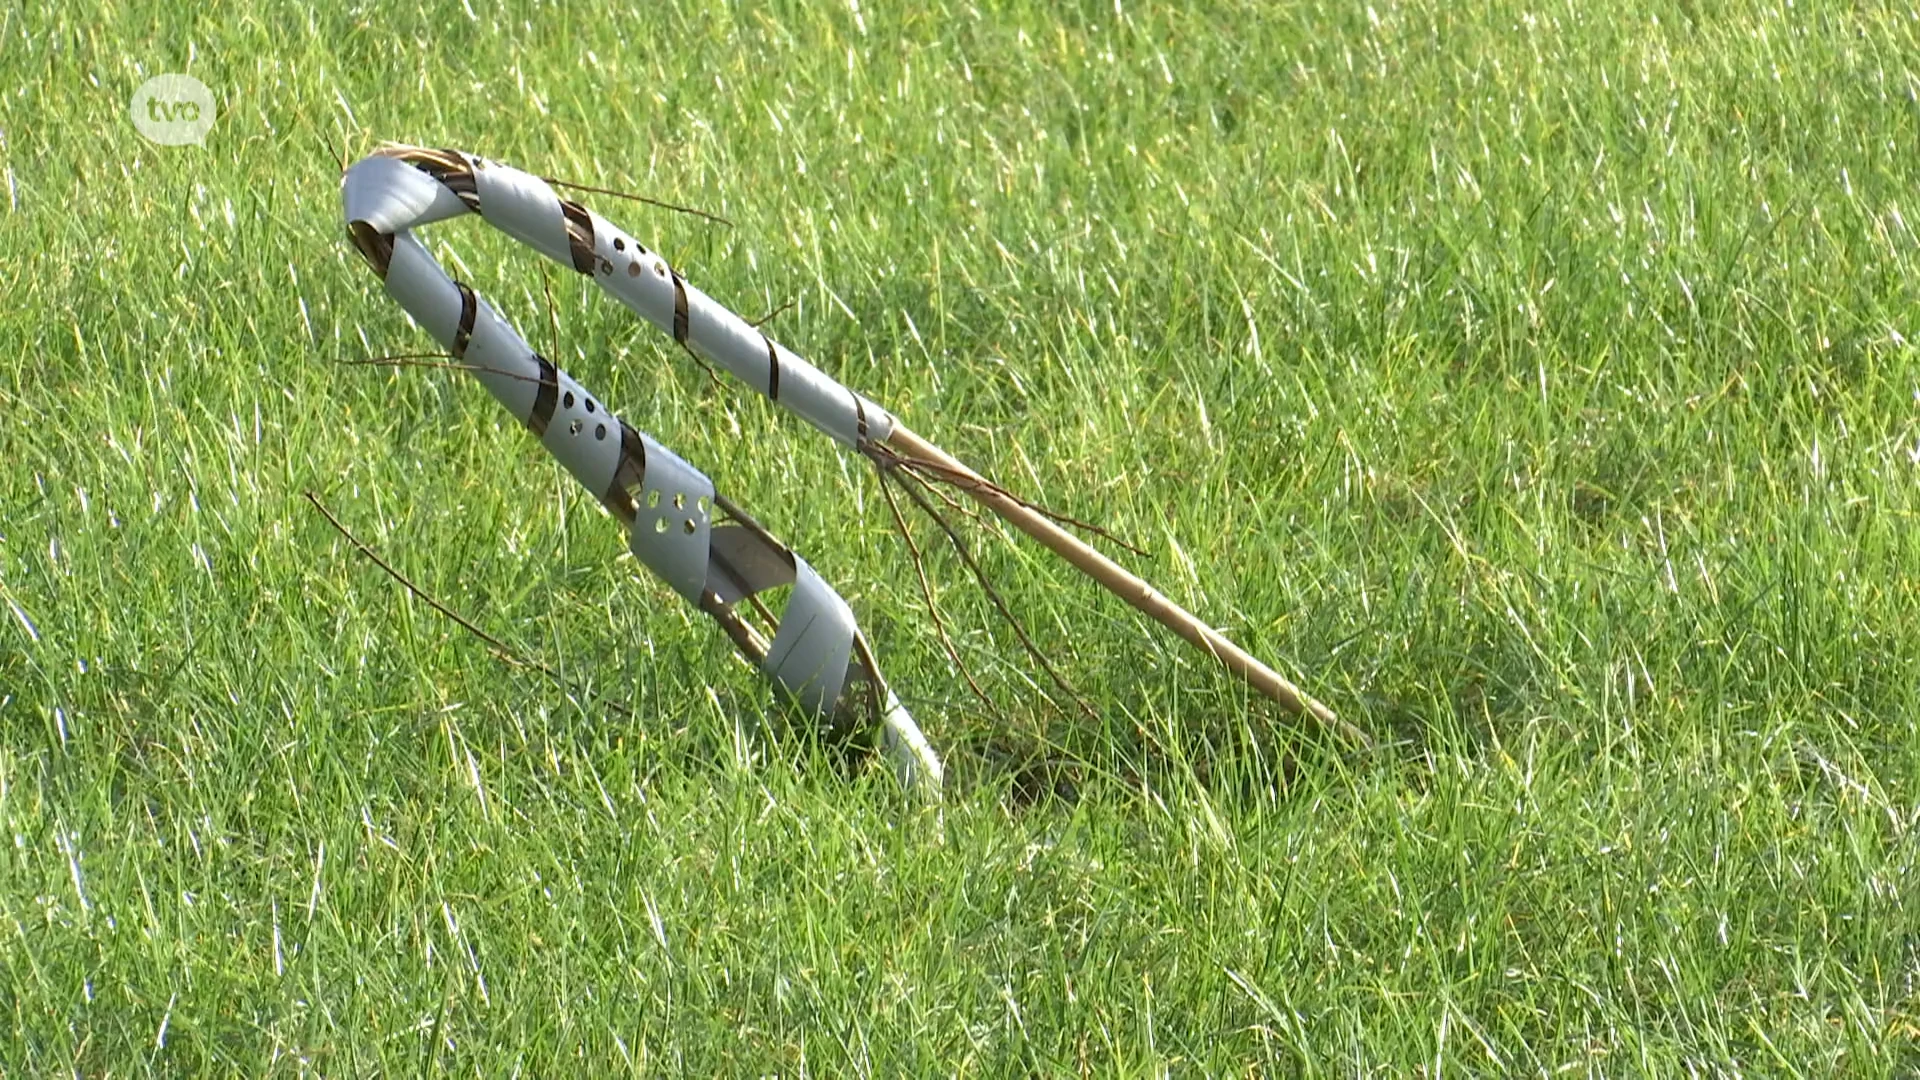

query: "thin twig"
left=746, top=592, right=780, bottom=631
left=316, top=129, right=345, bottom=176
left=702, top=497, right=794, bottom=640
left=878, top=452, right=1100, bottom=725
left=869, top=440, right=1146, bottom=558
left=540, top=264, right=563, bottom=362
left=875, top=441, right=998, bottom=530
left=304, top=491, right=631, bottom=718
left=901, top=457, right=993, bottom=529
left=911, top=453, right=1147, bottom=557
left=677, top=342, right=728, bottom=393
left=871, top=454, right=999, bottom=721
left=866, top=440, right=993, bottom=529
left=539, top=175, right=733, bottom=227
left=750, top=299, right=796, bottom=328
left=341, top=353, right=557, bottom=388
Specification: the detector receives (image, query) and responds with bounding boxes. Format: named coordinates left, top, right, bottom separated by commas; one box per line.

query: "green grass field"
left=4, top=0, right=1919, bottom=1072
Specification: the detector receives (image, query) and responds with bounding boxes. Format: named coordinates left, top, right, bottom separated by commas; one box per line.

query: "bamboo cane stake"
left=883, top=424, right=1366, bottom=748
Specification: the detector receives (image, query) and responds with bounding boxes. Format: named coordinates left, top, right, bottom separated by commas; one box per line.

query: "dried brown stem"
left=877, top=451, right=1100, bottom=725
left=884, top=424, right=1363, bottom=747
left=867, top=440, right=1145, bottom=558
left=316, top=130, right=345, bottom=177
left=886, top=448, right=993, bottom=531
left=872, top=454, right=999, bottom=722
left=675, top=342, right=729, bottom=393
left=750, top=299, right=797, bottom=328
left=539, top=175, right=733, bottom=227
left=304, top=490, right=631, bottom=718
left=540, top=265, right=563, bottom=361
left=340, top=354, right=559, bottom=388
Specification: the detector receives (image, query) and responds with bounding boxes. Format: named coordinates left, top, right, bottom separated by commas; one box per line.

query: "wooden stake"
left=884, top=424, right=1369, bottom=748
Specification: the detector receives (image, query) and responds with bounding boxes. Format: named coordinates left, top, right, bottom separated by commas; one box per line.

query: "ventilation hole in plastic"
left=683, top=519, right=697, bottom=535
left=584, top=398, right=596, bottom=413
left=653, top=260, right=667, bottom=279
left=673, top=492, right=686, bottom=510
left=696, top=495, right=711, bottom=514
left=613, top=237, right=625, bottom=251
left=568, top=418, right=583, bottom=436
left=654, top=517, right=668, bottom=533
left=595, top=423, right=607, bottom=441
left=562, top=391, right=575, bottom=409
left=647, top=490, right=661, bottom=508
left=628, top=261, right=642, bottom=277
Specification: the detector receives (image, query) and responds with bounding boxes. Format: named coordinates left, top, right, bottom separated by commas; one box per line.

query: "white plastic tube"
left=341, top=147, right=942, bottom=798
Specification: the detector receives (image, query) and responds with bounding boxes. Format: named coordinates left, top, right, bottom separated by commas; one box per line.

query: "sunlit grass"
left=2, top=0, right=1919, bottom=1072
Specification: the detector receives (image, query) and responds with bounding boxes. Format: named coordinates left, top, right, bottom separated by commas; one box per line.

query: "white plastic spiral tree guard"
left=345, top=144, right=1361, bottom=771
left=341, top=146, right=943, bottom=796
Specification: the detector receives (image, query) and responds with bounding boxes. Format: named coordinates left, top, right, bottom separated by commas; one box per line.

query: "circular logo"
left=130, top=74, right=215, bottom=146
